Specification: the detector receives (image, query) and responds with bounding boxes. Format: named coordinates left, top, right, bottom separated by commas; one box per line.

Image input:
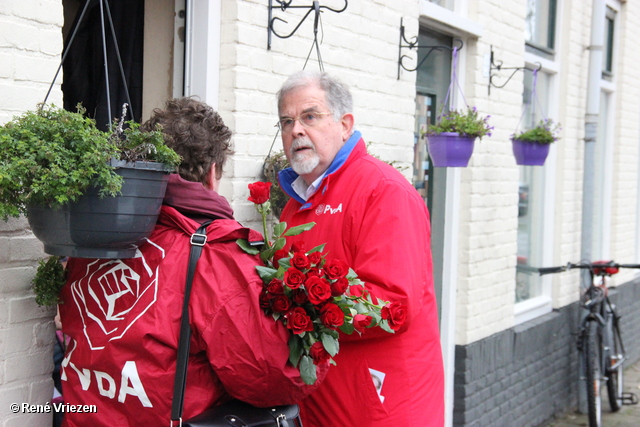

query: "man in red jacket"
left=276, top=71, right=445, bottom=426
left=58, top=98, right=323, bottom=426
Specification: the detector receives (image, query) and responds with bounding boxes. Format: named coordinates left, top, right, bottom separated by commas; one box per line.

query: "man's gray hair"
left=277, top=71, right=353, bottom=121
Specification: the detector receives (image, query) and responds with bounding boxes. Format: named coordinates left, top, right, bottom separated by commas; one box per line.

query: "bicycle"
left=538, top=260, right=640, bottom=427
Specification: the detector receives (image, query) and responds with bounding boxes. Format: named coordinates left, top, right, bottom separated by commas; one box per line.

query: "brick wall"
left=0, top=1, right=63, bottom=426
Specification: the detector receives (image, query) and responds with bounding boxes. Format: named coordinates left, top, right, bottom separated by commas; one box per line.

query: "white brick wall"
left=0, top=1, right=62, bottom=425
left=453, top=0, right=640, bottom=344
left=611, top=0, right=640, bottom=281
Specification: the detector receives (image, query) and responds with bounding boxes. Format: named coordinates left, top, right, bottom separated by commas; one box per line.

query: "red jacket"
left=279, top=132, right=445, bottom=426
left=59, top=176, right=321, bottom=426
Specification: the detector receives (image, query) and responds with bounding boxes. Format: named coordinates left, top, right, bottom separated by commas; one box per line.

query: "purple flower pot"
left=512, top=139, right=551, bottom=166
left=427, top=132, right=476, bottom=167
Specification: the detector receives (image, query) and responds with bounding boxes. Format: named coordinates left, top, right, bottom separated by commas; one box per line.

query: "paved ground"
left=542, top=361, right=640, bottom=427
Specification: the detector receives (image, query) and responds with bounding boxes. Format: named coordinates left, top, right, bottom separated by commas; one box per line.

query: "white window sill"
left=515, top=295, right=553, bottom=325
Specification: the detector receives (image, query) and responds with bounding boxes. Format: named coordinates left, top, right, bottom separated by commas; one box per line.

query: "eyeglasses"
left=277, top=111, right=332, bottom=132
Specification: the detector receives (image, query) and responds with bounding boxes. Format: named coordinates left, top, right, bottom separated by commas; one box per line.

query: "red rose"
left=248, top=182, right=271, bottom=205
left=291, top=252, right=310, bottom=270
left=273, top=249, right=289, bottom=268
left=259, top=289, right=271, bottom=309
left=308, top=251, right=322, bottom=266
left=292, top=289, right=308, bottom=305
left=353, top=314, right=373, bottom=332
left=267, top=278, right=284, bottom=295
left=324, top=259, right=349, bottom=280
left=305, top=268, right=322, bottom=278
left=309, top=341, right=331, bottom=365
left=348, top=284, right=367, bottom=297
left=272, top=295, right=292, bottom=313
left=285, top=307, right=314, bottom=334
left=284, top=268, right=305, bottom=290
left=381, top=302, right=407, bottom=331
left=330, top=277, right=349, bottom=296
left=320, top=303, right=345, bottom=329
left=291, top=240, right=305, bottom=253
left=305, top=276, right=332, bottom=305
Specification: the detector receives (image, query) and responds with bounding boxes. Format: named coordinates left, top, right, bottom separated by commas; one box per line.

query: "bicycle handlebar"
left=538, top=261, right=640, bottom=276
left=538, top=266, right=567, bottom=275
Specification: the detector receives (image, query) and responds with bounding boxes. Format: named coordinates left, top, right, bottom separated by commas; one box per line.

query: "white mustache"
left=290, top=138, right=315, bottom=155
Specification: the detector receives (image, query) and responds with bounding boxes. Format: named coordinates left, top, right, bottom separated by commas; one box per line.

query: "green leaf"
left=308, top=243, right=326, bottom=254
left=288, top=336, right=303, bottom=367
left=260, top=247, right=275, bottom=263
left=321, top=334, right=339, bottom=356
left=339, top=322, right=355, bottom=335
left=284, top=222, right=316, bottom=236
left=354, top=303, right=369, bottom=314
left=273, top=237, right=286, bottom=251
left=278, top=257, right=291, bottom=270
left=273, top=221, right=287, bottom=238
left=236, top=238, right=260, bottom=255
left=256, top=266, right=278, bottom=282
left=299, top=355, right=317, bottom=385
left=379, top=320, right=395, bottom=334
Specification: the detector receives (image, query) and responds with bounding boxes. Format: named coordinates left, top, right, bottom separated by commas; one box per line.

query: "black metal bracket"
left=397, top=18, right=463, bottom=80
left=267, top=0, right=348, bottom=50
left=488, top=45, right=541, bottom=95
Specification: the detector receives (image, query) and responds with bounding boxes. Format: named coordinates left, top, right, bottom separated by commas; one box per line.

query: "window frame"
left=514, top=53, right=559, bottom=325
left=525, top=0, right=558, bottom=59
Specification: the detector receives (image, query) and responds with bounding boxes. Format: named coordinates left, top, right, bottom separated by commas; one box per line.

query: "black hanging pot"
left=27, top=160, right=171, bottom=259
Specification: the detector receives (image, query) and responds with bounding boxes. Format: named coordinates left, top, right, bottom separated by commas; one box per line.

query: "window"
left=516, top=69, right=551, bottom=303
left=590, top=2, right=619, bottom=261
left=413, top=28, right=453, bottom=209
left=525, top=0, right=557, bottom=57
left=603, top=6, right=616, bottom=77
left=516, top=0, right=559, bottom=322
left=413, top=28, right=453, bottom=324
left=427, top=0, right=454, bottom=11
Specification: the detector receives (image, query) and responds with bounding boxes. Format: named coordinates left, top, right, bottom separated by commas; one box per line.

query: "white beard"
left=290, top=137, right=320, bottom=175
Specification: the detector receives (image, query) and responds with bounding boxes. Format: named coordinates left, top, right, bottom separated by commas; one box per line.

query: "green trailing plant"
left=0, top=104, right=181, bottom=221
left=512, top=118, right=561, bottom=144
left=32, top=256, right=67, bottom=307
left=427, top=106, right=493, bottom=140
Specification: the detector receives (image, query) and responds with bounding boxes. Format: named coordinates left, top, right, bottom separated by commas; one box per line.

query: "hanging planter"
left=27, top=160, right=170, bottom=259
left=511, top=118, right=560, bottom=166
left=427, top=132, right=476, bottom=167
left=426, top=106, right=493, bottom=168
left=0, top=105, right=180, bottom=258
left=511, top=139, right=551, bottom=166
left=424, top=47, right=492, bottom=167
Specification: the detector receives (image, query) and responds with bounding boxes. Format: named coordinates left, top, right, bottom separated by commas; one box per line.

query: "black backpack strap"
left=171, top=221, right=212, bottom=425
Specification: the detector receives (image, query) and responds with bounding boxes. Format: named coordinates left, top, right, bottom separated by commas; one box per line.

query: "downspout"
left=579, top=0, right=606, bottom=413
left=581, top=0, right=605, bottom=283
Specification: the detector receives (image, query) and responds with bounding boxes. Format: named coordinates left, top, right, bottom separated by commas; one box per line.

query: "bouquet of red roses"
left=237, top=182, right=406, bottom=385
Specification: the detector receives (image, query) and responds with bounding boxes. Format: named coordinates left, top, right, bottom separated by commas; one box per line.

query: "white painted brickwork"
left=426, top=0, right=640, bottom=344
left=0, top=1, right=61, bottom=426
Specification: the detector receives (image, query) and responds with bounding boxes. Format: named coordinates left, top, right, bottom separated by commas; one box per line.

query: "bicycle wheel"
left=605, top=316, right=624, bottom=412
left=584, top=319, right=602, bottom=427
